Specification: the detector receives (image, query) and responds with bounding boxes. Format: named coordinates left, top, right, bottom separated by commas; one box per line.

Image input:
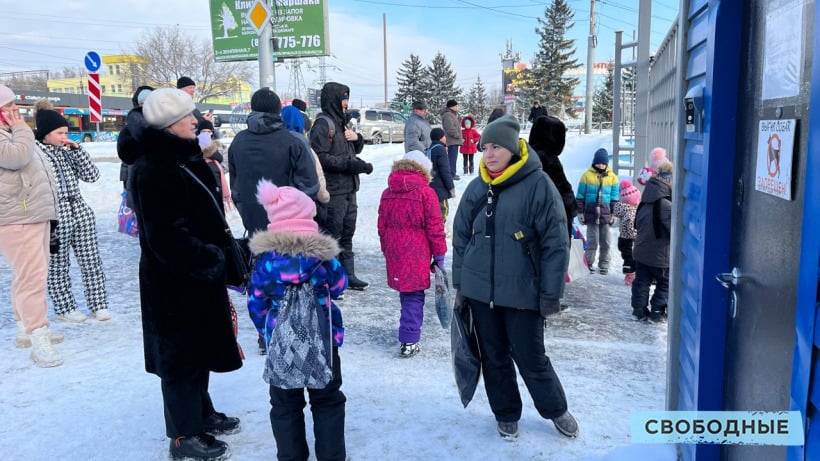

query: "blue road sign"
left=84, top=51, right=101, bottom=72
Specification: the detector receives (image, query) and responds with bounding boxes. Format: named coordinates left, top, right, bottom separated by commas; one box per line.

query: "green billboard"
left=209, top=0, right=330, bottom=62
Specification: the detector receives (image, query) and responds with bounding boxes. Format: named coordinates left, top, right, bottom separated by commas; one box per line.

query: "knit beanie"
left=619, top=179, right=641, bottom=206
left=257, top=180, right=318, bottom=235
left=430, top=127, right=445, bottom=142
left=176, top=76, right=196, bottom=89
left=142, top=88, right=196, bottom=129
left=657, top=161, right=674, bottom=185
left=196, top=119, right=215, bottom=134
left=35, top=108, right=69, bottom=141
left=251, top=87, right=282, bottom=114
left=281, top=105, right=304, bottom=133
left=412, top=100, right=427, bottom=110
left=291, top=98, right=307, bottom=112
left=0, top=84, right=15, bottom=107
left=446, top=99, right=458, bottom=108
left=479, top=115, right=520, bottom=155
left=404, top=150, right=432, bottom=173
left=593, top=148, right=609, bottom=165
left=648, top=147, right=668, bottom=170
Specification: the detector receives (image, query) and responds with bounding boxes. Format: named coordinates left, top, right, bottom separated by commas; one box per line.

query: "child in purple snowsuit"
left=378, top=150, right=447, bottom=357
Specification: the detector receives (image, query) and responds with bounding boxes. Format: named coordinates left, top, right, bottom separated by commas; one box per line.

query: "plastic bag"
left=434, top=266, right=452, bottom=329
left=451, top=298, right=481, bottom=408
left=117, top=191, right=139, bottom=237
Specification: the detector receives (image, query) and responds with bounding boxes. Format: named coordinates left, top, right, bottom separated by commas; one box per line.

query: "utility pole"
left=584, top=0, right=596, bottom=134
left=287, top=59, right=306, bottom=99
left=383, top=13, right=388, bottom=106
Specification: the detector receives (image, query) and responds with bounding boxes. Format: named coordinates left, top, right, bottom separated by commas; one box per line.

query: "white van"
left=347, top=107, right=407, bottom=144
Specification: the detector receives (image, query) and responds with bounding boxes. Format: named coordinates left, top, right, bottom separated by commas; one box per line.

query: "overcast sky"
left=0, top=0, right=677, bottom=106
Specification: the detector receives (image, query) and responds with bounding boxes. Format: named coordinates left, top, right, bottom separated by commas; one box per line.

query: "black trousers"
left=269, top=347, right=346, bottom=461
left=161, top=367, right=216, bottom=438
left=618, top=237, right=636, bottom=273
left=631, top=262, right=670, bottom=313
left=469, top=300, right=568, bottom=423
left=325, top=192, right=358, bottom=261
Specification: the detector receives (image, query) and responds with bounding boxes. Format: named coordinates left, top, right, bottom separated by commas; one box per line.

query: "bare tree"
left=128, top=26, right=253, bottom=103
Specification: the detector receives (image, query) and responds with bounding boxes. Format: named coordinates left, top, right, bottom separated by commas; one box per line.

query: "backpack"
left=314, top=114, right=336, bottom=139
left=264, top=281, right=333, bottom=389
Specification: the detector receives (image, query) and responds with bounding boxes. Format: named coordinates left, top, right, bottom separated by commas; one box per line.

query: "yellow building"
left=47, top=54, right=250, bottom=105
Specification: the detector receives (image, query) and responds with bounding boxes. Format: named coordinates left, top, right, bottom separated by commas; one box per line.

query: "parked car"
left=347, top=107, right=407, bottom=144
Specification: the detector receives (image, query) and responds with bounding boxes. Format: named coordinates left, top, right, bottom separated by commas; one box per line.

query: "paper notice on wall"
left=762, top=2, right=802, bottom=100
left=755, top=119, right=796, bottom=200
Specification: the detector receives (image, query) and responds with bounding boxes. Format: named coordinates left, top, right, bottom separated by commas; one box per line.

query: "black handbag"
left=180, top=165, right=251, bottom=290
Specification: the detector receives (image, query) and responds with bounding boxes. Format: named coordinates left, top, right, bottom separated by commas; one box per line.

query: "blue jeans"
left=447, top=145, right=460, bottom=179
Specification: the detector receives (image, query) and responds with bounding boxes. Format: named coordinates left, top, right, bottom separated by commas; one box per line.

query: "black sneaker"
left=453, top=174, right=461, bottom=181
left=170, top=433, right=229, bottom=460
left=599, top=268, right=609, bottom=275
left=347, top=276, right=369, bottom=291
left=203, top=412, right=241, bottom=436
left=257, top=335, right=266, bottom=356
left=632, top=307, right=649, bottom=321
left=400, top=342, right=420, bottom=358
left=649, top=310, right=668, bottom=323
left=497, top=421, right=519, bottom=440
left=552, top=411, right=579, bottom=438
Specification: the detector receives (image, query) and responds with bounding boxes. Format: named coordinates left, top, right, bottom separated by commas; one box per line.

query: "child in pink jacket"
left=378, top=150, right=447, bottom=357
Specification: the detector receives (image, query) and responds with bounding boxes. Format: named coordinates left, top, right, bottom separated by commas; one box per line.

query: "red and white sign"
left=87, top=72, right=101, bottom=123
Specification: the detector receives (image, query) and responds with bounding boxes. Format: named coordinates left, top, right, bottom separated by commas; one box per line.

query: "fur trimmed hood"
left=249, top=230, right=340, bottom=260
left=391, top=158, right=432, bottom=182
left=202, top=139, right=223, bottom=159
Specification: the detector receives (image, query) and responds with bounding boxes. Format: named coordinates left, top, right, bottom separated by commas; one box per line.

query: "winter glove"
left=431, top=255, right=445, bottom=273
left=49, top=220, right=60, bottom=254
left=356, top=160, right=373, bottom=175
left=539, top=298, right=561, bottom=318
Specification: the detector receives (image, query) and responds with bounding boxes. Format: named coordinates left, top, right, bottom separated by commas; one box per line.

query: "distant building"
left=46, top=54, right=250, bottom=105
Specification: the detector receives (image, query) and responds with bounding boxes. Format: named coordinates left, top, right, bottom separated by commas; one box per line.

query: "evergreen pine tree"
left=463, top=75, right=490, bottom=126
left=592, top=63, right=613, bottom=124
left=424, top=52, right=462, bottom=124
left=522, top=0, right=582, bottom=119
left=394, top=54, right=429, bottom=107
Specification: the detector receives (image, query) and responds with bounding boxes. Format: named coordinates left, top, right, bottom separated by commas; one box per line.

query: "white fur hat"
left=404, top=150, right=432, bottom=173
left=142, top=88, right=196, bottom=128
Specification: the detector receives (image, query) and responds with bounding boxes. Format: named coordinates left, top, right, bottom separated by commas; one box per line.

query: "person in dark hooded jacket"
left=309, top=82, right=373, bottom=290
left=228, top=87, right=319, bottom=236
left=529, top=115, right=577, bottom=236
left=117, top=88, right=243, bottom=460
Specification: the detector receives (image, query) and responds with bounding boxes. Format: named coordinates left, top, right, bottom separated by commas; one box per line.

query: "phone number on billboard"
left=275, top=35, right=321, bottom=49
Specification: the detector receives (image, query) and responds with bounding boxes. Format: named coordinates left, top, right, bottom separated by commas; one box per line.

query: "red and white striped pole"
left=87, top=72, right=101, bottom=123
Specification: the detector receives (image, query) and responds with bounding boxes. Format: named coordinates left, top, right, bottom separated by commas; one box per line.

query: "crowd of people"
left=0, top=82, right=673, bottom=460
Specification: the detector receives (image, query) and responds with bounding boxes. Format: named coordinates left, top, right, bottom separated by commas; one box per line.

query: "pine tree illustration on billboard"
left=209, top=0, right=330, bottom=62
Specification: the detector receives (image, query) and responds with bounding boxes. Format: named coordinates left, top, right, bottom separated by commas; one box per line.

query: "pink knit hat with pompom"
left=648, top=147, right=668, bottom=171
left=256, top=180, right=318, bottom=235
left=619, top=178, right=641, bottom=206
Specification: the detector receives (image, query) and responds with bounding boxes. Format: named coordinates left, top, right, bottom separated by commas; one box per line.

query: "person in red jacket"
left=377, top=150, right=447, bottom=358
left=460, top=115, right=480, bottom=175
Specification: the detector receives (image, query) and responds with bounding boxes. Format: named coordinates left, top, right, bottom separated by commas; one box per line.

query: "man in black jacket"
left=527, top=100, right=547, bottom=122
left=309, top=82, right=373, bottom=290
left=229, top=87, right=319, bottom=235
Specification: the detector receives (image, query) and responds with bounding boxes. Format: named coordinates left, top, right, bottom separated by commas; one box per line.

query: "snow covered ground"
left=0, top=132, right=676, bottom=460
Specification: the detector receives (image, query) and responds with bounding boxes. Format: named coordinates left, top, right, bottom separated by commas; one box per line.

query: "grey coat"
left=403, top=112, right=431, bottom=153
left=632, top=177, right=672, bottom=267
left=452, top=141, right=568, bottom=316
left=440, top=107, right=464, bottom=146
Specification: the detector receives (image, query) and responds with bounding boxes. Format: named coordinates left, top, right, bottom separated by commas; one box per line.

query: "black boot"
left=203, top=412, right=241, bottom=435
left=341, top=257, right=369, bottom=291
left=169, top=433, right=229, bottom=460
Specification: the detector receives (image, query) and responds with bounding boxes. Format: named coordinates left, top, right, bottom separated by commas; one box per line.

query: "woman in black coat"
left=529, top=115, right=578, bottom=236
left=118, top=88, right=242, bottom=461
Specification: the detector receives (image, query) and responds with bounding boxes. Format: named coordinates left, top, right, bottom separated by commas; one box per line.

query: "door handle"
left=715, top=267, right=741, bottom=318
